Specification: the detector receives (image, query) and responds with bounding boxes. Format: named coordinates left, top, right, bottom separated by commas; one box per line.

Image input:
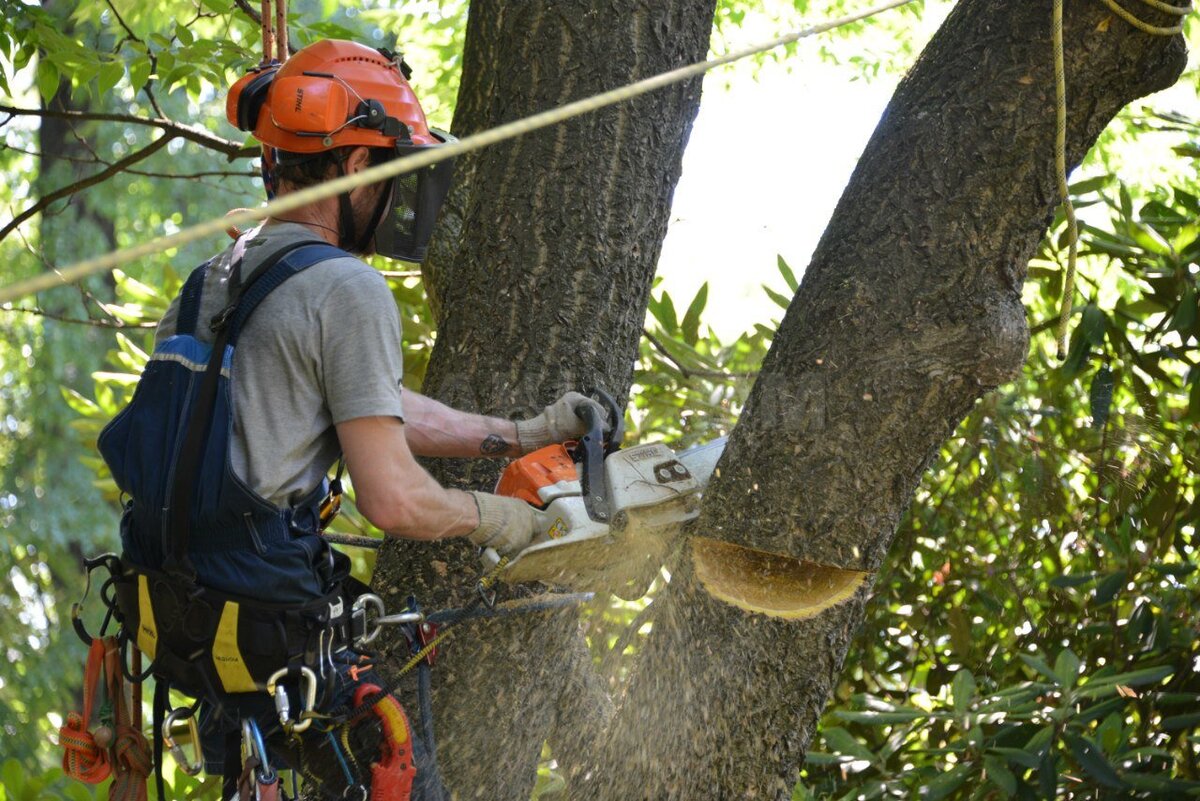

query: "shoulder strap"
left=227, top=244, right=348, bottom=345
left=174, top=262, right=211, bottom=336
left=162, top=242, right=350, bottom=579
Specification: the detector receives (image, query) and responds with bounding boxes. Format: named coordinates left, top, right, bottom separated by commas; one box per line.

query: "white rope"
left=0, top=0, right=916, bottom=305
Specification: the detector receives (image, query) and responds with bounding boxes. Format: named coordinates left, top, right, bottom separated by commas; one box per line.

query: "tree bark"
left=370, top=1, right=717, bottom=797
left=584, top=2, right=1186, bottom=799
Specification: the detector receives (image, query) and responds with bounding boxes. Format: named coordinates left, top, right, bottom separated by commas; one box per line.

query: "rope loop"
left=1051, top=0, right=1191, bottom=357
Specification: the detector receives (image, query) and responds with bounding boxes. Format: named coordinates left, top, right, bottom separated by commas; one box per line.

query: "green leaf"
left=820, top=726, right=877, bottom=765
left=1169, top=283, right=1197, bottom=334
left=1054, top=649, right=1081, bottom=689
left=952, top=669, right=977, bottom=714
left=1079, top=304, right=1107, bottom=347
left=36, top=57, right=59, bottom=102
left=98, top=59, right=123, bottom=97
left=984, top=755, right=1017, bottom=797
left=921, top=764, right=971, bottom=801
left=762, top=284, right=792, bottom=310
left=1069, top=174, right=1113, bottom=197
left=175, top=22, right=194, bottom=46
left=1024, top=724, right=1056, bottom=756
left=129, top=55, right=152, bottom=90
left=1093, top=570, right=1127, bottom=605
left=653, top=292, right=678, bottom=332
left=834, top=709, right=928, bottom=725
left=777, top=254, right=799, bottom=292
left=1066, top=734, right=1124, bottom=789
left=1019, top=654, right=1061, bottom=685
left=989, top=746, right=1040, bottom=771
left=1049, top=572, right=1098, bottom=589
left=1161, top=712, right=1200, bottom=731
left=680, top=283, right=708, bottom=346
left=1089, top=366, right=1114, bottom=430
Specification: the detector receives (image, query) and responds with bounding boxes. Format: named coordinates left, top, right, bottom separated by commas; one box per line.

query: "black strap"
left=221, top=729, right=242, bottom=799
left=153, top=681, right=167, bottom=801
left=163, top=242, right=348, bottom=577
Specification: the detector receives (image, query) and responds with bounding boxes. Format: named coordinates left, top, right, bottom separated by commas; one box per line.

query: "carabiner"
left=163, top=708, right=204, bottom=776
left=241, top=718, right=277, bottom=784
left=352, top=593, right=385, bottom=647
left=266, top=666, right=318, bottom=734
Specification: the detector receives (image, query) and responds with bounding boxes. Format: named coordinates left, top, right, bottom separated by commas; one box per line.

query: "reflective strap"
left=212, top=601, right=258, bottom=693
left=135, top=575, right=158, bottom=660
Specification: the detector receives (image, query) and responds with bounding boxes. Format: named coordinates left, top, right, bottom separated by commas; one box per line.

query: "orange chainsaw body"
left=495, top=444, right=579, bottom=507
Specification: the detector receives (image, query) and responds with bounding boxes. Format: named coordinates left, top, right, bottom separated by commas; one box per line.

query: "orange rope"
left=59, top=639, right=112, bottom=784
left=275, top=0, right=288, bottom=62
left=260, top=0, right=274, bottom=65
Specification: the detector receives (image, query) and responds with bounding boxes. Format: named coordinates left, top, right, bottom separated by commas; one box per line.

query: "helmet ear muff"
left=230, top=67, right=279, bottom=132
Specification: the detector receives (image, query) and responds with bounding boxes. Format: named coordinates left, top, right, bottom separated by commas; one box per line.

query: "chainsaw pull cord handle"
left=575, top=388, right=623, bottom=523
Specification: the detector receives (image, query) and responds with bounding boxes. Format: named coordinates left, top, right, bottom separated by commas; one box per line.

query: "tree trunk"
left=370, top=1, right=716, bottom=797
left=585, top=2, right=1186, bottom=798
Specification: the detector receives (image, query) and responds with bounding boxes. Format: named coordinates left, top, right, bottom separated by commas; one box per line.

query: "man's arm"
left=337, top=415, right=536, bottom=553
left=401, top=389, right=610, bottom=459
left=400, top=390, right=521, bottom=459
left=337, top=415, right=480, bottom=538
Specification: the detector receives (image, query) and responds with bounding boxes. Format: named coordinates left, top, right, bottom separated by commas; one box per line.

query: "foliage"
left=793, top=168, right=1200, bottom=797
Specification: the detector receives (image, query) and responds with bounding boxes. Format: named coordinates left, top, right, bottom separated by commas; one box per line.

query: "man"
left=100, top=39, right=606, bottom=799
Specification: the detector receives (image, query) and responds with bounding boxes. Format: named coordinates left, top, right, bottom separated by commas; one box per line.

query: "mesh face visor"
left=373, top=129, right=457, bottom=263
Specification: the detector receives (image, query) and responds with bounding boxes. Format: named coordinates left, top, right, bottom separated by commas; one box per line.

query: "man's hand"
left=516, top=391, right=609, bottom=453
left=466, top=492, right=536, bottom=555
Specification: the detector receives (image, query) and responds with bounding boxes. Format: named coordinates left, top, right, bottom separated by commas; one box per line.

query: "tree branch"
left=0, top=132, right=174, bottom=243
left=1, top=142, right=255, bottom=181
left=0, top=104, right=254, bottom=160
left=0, top=306, right=155, bottom=328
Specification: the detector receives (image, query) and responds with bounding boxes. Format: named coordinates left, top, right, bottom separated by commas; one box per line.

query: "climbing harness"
left=0, top=0, right=917, bottom=304
left=1051, top=0, right=1191, bottom=355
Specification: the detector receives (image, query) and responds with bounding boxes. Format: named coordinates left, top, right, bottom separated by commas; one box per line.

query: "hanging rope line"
left=1052, top=0, right=1191, bottom=357
left=0, top=0, right=915, bottom=305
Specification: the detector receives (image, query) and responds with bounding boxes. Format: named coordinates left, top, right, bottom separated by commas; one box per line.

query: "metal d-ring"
left=352, top=594, right=424, bottom=648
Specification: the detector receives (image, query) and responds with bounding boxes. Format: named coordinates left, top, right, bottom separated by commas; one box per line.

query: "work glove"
left=516, top=391, right=609, bottom=453
left=466, top=491, right=536, bottom=556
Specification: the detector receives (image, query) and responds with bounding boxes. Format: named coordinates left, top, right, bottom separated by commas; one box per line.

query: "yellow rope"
left=0, top=0, right=916, bottom=305
left=1052, top=0, right=1079, bottom=359
left=1052, top=0, right=1190, bottom=357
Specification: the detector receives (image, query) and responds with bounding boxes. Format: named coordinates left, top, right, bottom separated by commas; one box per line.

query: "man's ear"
left=345, top=146, right=372, bottom=174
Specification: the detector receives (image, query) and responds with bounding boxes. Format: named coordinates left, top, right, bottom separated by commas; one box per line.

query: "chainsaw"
left=484, top=391, right=726, bottom=599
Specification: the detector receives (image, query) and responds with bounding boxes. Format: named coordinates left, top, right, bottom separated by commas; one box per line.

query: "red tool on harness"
left=352, top=684, right=417, bottom=801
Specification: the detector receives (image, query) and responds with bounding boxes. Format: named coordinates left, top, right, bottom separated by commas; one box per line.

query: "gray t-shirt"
left=156, top=222, right=405, bottom=508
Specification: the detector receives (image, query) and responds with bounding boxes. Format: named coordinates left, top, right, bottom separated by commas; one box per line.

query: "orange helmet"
left=226, top=39, right=456, bottom=262
left=227, top=39, right=440, bottom=152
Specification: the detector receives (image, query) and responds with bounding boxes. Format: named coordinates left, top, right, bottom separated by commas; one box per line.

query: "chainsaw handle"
left=574, top=389, right=622, bottom=523
left=573, top=388, right=624, bottom=451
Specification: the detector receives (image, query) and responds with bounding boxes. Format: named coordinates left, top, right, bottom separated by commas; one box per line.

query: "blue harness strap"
left=163, top=242, right=348, bottom=576
left=175, top=262, right=210, bottom=336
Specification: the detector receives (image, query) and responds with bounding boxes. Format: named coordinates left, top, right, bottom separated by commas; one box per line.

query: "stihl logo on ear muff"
left=269, top=75, right=350, bottom=135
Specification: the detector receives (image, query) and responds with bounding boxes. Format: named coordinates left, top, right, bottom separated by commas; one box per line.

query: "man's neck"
left=267, top=197, right=342, bottom=246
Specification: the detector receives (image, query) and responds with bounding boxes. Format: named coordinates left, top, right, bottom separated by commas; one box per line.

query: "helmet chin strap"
left=334, top=155, right=394, bottom=255
left=333, top=155, right=359, bottom=253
